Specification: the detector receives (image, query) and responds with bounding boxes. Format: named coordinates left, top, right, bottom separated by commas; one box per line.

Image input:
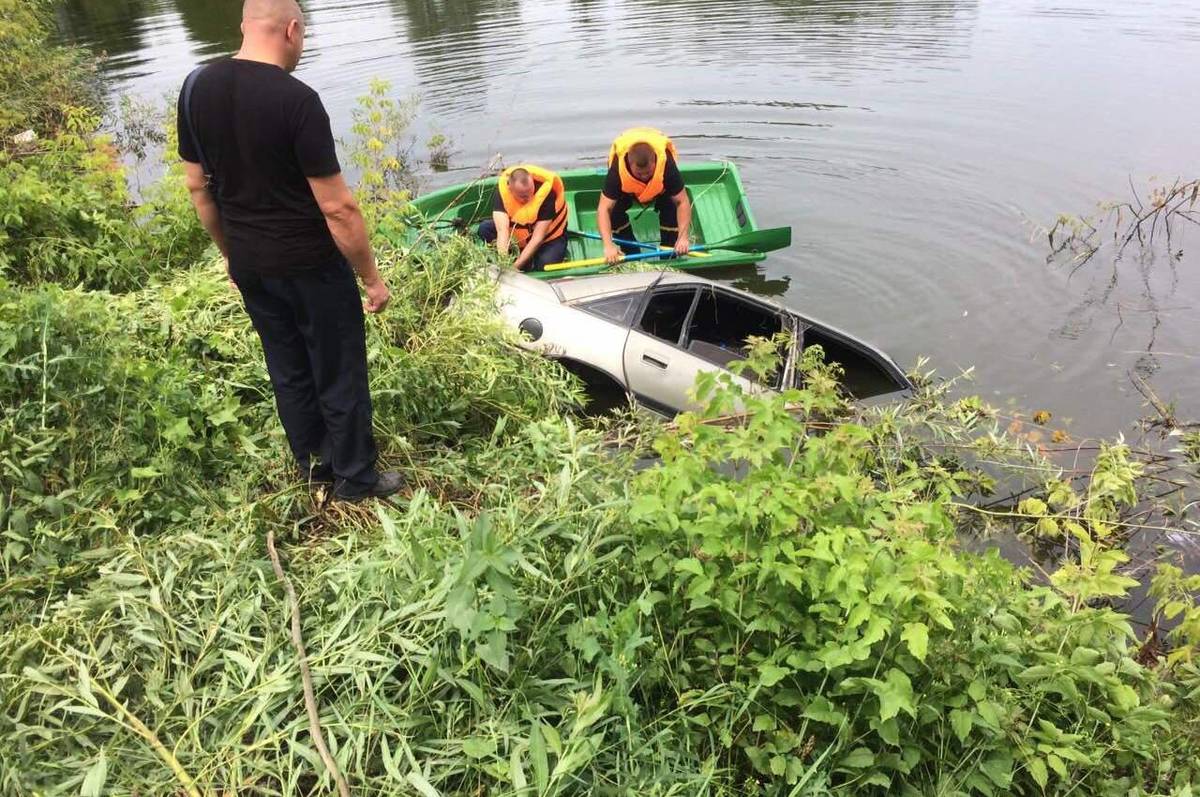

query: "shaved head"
left=243, top=0, right=303, bottom=26
left=508, top=168, right=534, bottom=201
left=239, top=0, right=306, bottom=71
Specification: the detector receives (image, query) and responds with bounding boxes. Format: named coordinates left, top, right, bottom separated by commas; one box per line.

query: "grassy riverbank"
left=2, top=3, right=1199, bottom=794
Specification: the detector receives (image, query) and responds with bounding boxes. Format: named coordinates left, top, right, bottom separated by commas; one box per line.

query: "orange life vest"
left=608, top=127, right=680, bottom=204
left=497, top=165, right=567, bottom=248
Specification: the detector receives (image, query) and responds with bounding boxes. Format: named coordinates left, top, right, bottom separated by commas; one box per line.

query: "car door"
left=623, top=284, right=794, bottom=414
left=789, top=312, right=911, bottom=398
left=679, top=285, right=793, bottom=400
left=621, top=286, right=709, bottom=414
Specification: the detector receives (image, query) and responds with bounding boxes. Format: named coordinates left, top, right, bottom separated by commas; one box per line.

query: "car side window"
left=685, top=288, right=785, bottom=386
left=578, top=291, right=641, bottom=325
left=638, top=289, right=697, bottom=345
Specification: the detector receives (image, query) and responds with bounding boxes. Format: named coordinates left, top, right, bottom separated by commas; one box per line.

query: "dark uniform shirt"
left=601, top=153, right=685, bottom=202
left=177, top=58, right=341, bottom=276
left=491, top=180, right=558, bottom=222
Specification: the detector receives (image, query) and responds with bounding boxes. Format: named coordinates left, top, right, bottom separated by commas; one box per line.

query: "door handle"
left=642, top=353, right=669, bottom=369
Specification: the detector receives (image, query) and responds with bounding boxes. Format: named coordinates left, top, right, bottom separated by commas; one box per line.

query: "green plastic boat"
left=401, top=161, right=785, bottom=280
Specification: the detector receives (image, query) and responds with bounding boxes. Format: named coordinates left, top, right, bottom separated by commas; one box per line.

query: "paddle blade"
left=708, top=226, right=792, bottom=254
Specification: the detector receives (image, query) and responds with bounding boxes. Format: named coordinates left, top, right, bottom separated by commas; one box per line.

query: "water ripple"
left=55, top=0, right=1200, bottom=434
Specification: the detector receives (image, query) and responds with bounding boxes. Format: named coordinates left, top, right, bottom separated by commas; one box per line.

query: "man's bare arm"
left=671, top=189, right=693, bottom=255
left=307, top=173, right=377, bottom=279
left=493, top=211, right=512, bottom=255
left=184, top=161, right=228, bottom=257
left=307, top=172, right=390, bottom=313
left=513, top=219, right=552, bottom=271
left=597, top=194, right=622, bottom=264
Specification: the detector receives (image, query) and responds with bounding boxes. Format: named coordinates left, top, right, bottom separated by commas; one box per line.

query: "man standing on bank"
left=477, top=165, right=569, bottom=271
left=597, top=127, right=693, bottom=266
left=177, top=0, right=402, bottom=500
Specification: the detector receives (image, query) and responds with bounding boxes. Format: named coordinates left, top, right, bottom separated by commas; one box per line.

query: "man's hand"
left=363, top=277, right=391, bottom=314
left=224, top=257, right=237, bottom=291
left=673, top=234, right=691, bottom=257
left=604, top=243, right=623, bottom=265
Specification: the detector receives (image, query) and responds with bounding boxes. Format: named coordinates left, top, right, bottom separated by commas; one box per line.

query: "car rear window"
left=579, top=292, right=641, bottom=325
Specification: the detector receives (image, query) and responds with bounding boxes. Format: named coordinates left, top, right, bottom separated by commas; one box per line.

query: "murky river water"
left=58, top=0, right=1200, bottom=436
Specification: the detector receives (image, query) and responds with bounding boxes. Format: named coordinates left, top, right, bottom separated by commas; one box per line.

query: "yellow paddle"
left=545, top=226, right=792, bottom=273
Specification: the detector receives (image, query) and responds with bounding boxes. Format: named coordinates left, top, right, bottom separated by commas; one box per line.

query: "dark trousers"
left=231, top=259, right=378, bottom=491
left=477, top=220, right=569, bottom=270
left=610, top=193, right=679, bottom=254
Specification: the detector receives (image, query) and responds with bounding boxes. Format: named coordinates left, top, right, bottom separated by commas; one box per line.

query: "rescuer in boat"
left=478, top=165, right=569, bottom=271
left=597, top=127, right=693, bottom=265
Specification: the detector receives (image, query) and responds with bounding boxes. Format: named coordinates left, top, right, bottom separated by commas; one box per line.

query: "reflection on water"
left=173, top=0, right=243, bottom=57
left=55, top=0, right=150, bottom=59
left=390, top=0, right=519, bottom=115
left=55, top=0, right=1200, bottom=439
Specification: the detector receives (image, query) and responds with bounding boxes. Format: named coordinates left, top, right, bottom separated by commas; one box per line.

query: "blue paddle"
left=546, top=226, right=792, bottom=272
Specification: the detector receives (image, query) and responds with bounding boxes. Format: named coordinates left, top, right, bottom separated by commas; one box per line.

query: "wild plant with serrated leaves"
left=625, top=340, right=1185, bottom=795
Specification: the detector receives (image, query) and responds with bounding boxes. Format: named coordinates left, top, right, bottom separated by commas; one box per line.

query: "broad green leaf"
left=981, top=753, right=1013, bottom=789
left=1027, top=757, right=1049, bottom=789
left=839, top=747, right=875, bottom=769
left=976, top=700, right=1004, bottom=729
left=875, top=668, right=915, bottom=722
left=874, top=716, right=900, bottom=746
left=901, top=622, right=929, bottom=661
left=949, top=709, right=973, bottom=744
left=1017, top=665, right=1055, bottom=682
left=759, top=664, right=791, bottom=688
left=462, top=737, right=497, bottom=759
left=803, top=695, right=846, bottom=726
left=1108, top=683, right=1139, bottom=711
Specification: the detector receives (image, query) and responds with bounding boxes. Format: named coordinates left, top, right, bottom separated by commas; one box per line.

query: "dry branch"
left=266, top=530, right=352, bottom=797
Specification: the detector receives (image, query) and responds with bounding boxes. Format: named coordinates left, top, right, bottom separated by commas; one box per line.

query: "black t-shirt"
left=491, top=179, right=558, bottom=222
left=602, top=153, right=685, bottom=201
left=177, top=58, right=341, bottom=276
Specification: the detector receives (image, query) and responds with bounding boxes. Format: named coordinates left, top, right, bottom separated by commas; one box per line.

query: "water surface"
left=57, top=0, right=1200, bottom=436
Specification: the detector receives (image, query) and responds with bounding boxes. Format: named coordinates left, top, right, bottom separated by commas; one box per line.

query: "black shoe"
left=332, top=470, right=405, bottom=502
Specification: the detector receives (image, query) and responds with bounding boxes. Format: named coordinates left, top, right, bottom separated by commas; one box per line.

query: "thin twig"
left=950, top=502, right=1199, bottom=537
left=266, top=530, right=352, bottom=797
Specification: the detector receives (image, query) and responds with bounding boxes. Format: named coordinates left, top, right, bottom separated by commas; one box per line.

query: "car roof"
left=549, top=271, right=701, bottom=303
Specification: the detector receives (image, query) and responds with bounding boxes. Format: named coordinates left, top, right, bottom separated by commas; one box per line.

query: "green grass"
left=0, top=9, right=1198, bottom=793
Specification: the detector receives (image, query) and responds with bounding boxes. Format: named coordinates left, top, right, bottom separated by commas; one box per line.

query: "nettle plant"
left=626, top=340, right=1176, bottom=795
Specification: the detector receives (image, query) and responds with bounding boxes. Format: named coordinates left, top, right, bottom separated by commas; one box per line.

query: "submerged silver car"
left=495, top=270, right=910, bottom=415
